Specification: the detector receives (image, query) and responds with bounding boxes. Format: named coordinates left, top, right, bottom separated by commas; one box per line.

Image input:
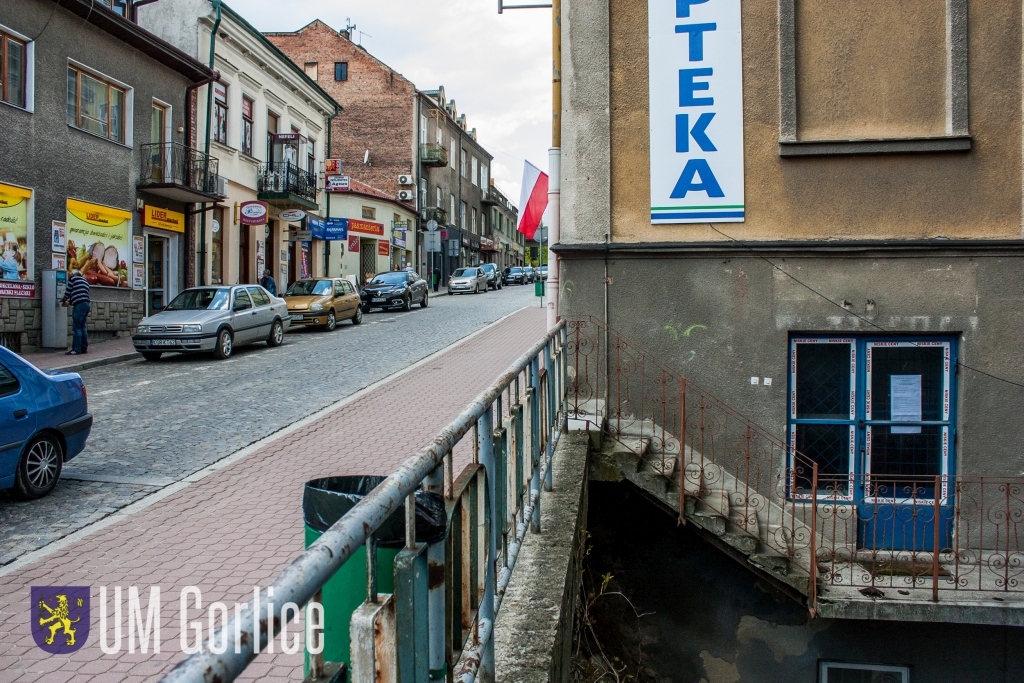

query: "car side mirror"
left=233, top=302, right=246, bottom=312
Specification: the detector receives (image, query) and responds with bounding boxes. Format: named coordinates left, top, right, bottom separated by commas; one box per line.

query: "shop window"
left=1, top=29, right=28, bottom=109
left=212, top=81, right=228, bottom=145
left=362, top=206, right=375, bottom=220
left=211, top=208, right=224, bottom=284
left=334, top=62, right=348, bottom=81
left=66, top=63, right=128, bottom=144
left=819, top=662, right=908, bottom=683
left=241, top=96, right=253, bottom=157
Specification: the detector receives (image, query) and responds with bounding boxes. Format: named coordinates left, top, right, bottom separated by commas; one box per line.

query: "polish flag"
left=517, top=161, right=549, bottom=240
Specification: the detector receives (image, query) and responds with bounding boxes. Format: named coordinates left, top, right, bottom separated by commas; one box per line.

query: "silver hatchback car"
left=132, top=285, right=291, bottom=360
left=448, top=267, right=488, bottom=295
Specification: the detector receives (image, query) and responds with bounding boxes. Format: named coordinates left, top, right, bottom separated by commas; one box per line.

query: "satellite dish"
left=363, top=150, right=370, bottom=164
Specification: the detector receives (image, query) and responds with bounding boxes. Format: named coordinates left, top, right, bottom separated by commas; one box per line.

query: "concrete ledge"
left=47, top=351, right=141, bottom=373
left=494, top=432, right=589, bottom=683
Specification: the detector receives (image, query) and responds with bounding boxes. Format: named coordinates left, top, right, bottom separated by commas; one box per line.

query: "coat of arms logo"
left=31, top=586, right=90, bottom=654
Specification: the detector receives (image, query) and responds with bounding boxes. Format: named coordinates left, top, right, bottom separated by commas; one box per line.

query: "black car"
left=506, top=267, right=527, bottom=285
left=479, top=263, right=502, bottom=290
left=360, top=271, right=429, bottom=312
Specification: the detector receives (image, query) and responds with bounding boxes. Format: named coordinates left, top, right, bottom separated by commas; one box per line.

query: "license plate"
left=150, top=339, right=177, bottom=346
left=371, top=298, right=385, bottom=302
left=290, top=314, right=303, bottom=321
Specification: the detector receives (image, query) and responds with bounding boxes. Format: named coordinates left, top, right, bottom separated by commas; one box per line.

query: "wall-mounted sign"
left=287, top=230, right=313, bottom=241
left=480, top=236, right=495, bottom=250
left=279, top=209, right=307, bottom=223
left=66, top=199, right=131, bottom=288
left=0, top=183, right=32, bottom=290
left=132, top=265, right=145, bottom=290
left=378, top=240, right=391, bottom=256
left=240, top=200, right=269, bottom=225
left=51, top=254, right=66, bottom=270
left=133, top=236, right=144, bottom=264
left=143, top=205, right=185, bottom=232
left=51, top=221, right=66, bottom=252
left=648, top=0, right=744, bottom=224
left=393, top=220, right=409, bottom=230
left=310, top=216, right=349, bottom=241
left=347, top=219, right=384, bottom=237
left=325, top=159, right=342, bottom=175
left=348, top=234, right=360, bottom=253
left=325, top=175, right=350, bottom=192
left=391, top=230, right=407, bottom=249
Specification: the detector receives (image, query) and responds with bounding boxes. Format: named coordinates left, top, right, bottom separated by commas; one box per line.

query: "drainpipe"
left=324, top=104, right=340, bottom=276
left=198, top=0, right=223, bottom=286
left=546, top=0, right=561, bottom=330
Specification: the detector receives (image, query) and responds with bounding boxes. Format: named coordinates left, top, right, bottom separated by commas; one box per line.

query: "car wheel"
left=325, top=310, right=337, bottom=331
left=352, top=306, right=363, bottom=325
left=14, top=433, right=63, bottom=499
left=213, top=328, right=233, bottom=359
left=448, top=290, right=453, bottom=296
left=267, top=320, right=285, bottom=347
left=141, top=351, right=162, bottom=362
left=420, top=291, right=429, bottom=308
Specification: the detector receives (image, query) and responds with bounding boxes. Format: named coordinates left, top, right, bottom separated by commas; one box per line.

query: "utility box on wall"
left=41, top=270, right=68, bottom=348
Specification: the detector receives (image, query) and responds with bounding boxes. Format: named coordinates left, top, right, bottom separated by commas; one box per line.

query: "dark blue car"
left=0, top=346, right=92, bottom=498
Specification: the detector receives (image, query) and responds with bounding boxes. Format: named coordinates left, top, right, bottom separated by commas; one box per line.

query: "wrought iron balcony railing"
left=420, top=206, right=448, bottom=225
left=419, top=143, right=449, bottom=167
left=139, top=142, right=221, bottom=198
left=257, top=162, right=318, bottom=203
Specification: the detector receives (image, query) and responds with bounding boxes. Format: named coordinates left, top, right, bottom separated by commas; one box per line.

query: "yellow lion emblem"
left=38, top=595, right=80, bottom=646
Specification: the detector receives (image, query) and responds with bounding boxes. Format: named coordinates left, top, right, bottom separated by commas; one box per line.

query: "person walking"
left=260, top=268, right=277, bottom=296
left=61, top=268, right=90, bottom=355
left=432, top=267, right=440, bottom=293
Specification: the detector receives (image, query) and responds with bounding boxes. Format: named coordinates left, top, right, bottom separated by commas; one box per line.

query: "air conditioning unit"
left=397, top=174, right=415, bottom=186
left=214, top=176, right=228, bottom=197
left=397, top=189, right=415, bottom=201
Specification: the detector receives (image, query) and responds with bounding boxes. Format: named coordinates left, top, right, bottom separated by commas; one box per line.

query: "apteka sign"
left=649, top=0, right=744, bottom=224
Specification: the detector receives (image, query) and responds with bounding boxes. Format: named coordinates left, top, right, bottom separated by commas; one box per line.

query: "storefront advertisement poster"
left=0, top=183, right=31, bottom=285
left=348, top=219, right=385, bottom=237
left=143, top=205, right=185, bottom=233
left=132, top=265, right=144, bottom=290
left=52, top=221, right=67, bottom=252
left=348, top=235, right=360, bottom=253
left=66, top=199, right=131, bottom=288
left=52, top=254, right=66, bottom=270
left=133, top=236, right=144, bottom=264
left=378, top=240, right=390, bottom=257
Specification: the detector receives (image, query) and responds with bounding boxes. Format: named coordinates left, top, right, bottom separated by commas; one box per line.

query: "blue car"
left=0, top=346, right=92, bottom=498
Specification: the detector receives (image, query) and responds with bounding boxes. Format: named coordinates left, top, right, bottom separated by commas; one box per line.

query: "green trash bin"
left=302, top=477, right=446, bottom=676
left=535, top=279, right=545, bottom=297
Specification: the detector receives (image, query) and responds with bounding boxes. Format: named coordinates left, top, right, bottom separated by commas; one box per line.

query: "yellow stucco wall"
left=609, top=0, right=1023, bottom=243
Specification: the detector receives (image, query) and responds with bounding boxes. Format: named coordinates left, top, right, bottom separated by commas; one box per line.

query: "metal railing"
left=420, top=143, right=450, bottom=166
left=139, top=142, right=221, bottom=195
left=421, top=206, right=449, bottom=225
left=161, top=320, right=567, bottom=683
left=566, top=316, right=1024, bottom=607
left=257, top=162, right=318, bottom=203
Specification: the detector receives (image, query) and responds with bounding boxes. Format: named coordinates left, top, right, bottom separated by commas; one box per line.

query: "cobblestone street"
left=0, top=284, right=541, bottom=566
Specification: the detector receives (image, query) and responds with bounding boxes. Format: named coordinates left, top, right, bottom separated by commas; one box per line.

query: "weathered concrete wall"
left=586, top=481, right=1024, bottom=683
left=494, top=433, right=589, bottom=683
left=560, top=250, right=1024, bottom=477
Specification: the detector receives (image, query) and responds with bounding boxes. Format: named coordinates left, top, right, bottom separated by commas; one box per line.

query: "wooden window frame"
left=1, top=30, right=27, bottom=108
left=361, top=206, right=376, bottom=220
left=334, top=62, right=348, bottom=81
left=66, top=63, right=127, bottom=144
left=213, top=81, right=228, bottom=145
left=241, top=96, right=254, bottom=157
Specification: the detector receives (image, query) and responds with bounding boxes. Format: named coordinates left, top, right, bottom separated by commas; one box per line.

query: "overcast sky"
left=238, top=0, right=552, bottom=207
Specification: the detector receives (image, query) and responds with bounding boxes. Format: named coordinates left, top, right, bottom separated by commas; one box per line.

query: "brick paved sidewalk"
left=0, top=307, right=547, bottom=683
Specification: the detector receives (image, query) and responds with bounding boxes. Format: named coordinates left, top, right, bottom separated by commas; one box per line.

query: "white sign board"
left=325, top=175, right=351, bottom=192
left=424, top=231, right=442, bottom=253
left=648, top=0, right=744, bottom=224
left=891, top=375, right=922, bottom=434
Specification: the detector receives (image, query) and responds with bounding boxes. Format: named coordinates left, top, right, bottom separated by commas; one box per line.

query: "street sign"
left=280, top=209, right=306, bottom=223
left=325, top=175, right=350, bottom=192
left=287, top=230, right=312, bottom=241
left=426, top=219, right=438, bottom=232
left=424, top=231, right=441, bottom=252
left=325, top=159, right=342, bottom=175
left=448, top=239, right=460, bottom=257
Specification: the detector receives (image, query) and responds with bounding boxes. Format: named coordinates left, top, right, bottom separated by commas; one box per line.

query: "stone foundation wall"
left=0, top=298, right=143, bottom=352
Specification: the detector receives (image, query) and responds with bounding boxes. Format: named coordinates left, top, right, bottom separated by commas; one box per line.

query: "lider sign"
left=649, top=0, right=744, bottom=224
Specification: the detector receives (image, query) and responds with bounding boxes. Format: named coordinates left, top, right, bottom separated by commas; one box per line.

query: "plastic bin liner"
left=302, top=476, right=446, bottom=547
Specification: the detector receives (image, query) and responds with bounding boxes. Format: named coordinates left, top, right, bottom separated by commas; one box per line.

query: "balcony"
left=138, top=142, right=224, bottom=203
left=481, top=188, right=500, bottom=206
left=257, top=162, right=319, bottom=211
left=420, top=206, right=448, bottom=225
left=419, top=143, right=449, bottom=167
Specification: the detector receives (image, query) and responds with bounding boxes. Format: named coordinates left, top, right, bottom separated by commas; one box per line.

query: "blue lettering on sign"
left=670, top=159, right=725, bottom=198
left=675, top=113, right=717, bottom=152
left=678, top=68, right=713, bottom=107
left=675, top=23, right=716, bottom=61
left=676, top=0, right=709, bottom=18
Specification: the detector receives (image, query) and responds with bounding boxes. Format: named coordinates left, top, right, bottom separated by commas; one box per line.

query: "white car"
left=448, top=267, right=488, bottom=295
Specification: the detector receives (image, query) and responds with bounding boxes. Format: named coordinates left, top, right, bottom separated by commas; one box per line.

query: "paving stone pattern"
left=0, top=294, right=547, bottom=682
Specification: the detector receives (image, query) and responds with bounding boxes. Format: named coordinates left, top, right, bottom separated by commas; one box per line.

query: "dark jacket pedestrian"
left=61, top=269, right=90, bottom=355
left=432, top=268, right=440, bottom=292
left=260, top=269, right=277, bottom=296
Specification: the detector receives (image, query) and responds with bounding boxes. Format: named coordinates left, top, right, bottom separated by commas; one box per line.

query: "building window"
left=267, top=111, right=279, bottom=161
left=419, top=114, right=427, bottom=144
left=307, top=140, right=316, bottom=176
left=241, top=96, right=254, bottom=157
left=99, top=0, right=129, bottom=17
left=460, top=202, right=466, bottom=229
left=436, top=186, right=442, bottom=209
left=788, top=336, right=955, bottom=508
left=450, top=141, right=457, bottom=169
left=66, top=64, right=127, bottom=144
left=212, top=81, right=228, bottom=145
left=820, top=662, right=909, bottom=683
left=334, top=62, right=348, bottom=81
left=471, top=207, right=477, bottom=234
left=450, top=194, right=456, bottom=226
left=437, top=125, right=443, bottom=148
left=419, top=178, right=427, bottom=207
left=1, top=30, right=27, bottom=108
left=362, top=206, right=376, bottom=220
left=471, top=157, right=478, bottom=186
left=481, top=163, right=489, bottom=188
left=461, top=149, right=467, bottom=178
left=304, top=62, right=318, bottom=80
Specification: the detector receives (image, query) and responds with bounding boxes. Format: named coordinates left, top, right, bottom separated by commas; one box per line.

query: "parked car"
left=132, top=285, right=290, bottom=361
left=0, top=346, right=91, bottom=498
left=479, top=263, right=502, bottom=290
left=283, top=278, right=362, bottom=330
left=448, top=267, right=488, bottom=294
left=360, top=271, right=429, bottom=311
left=539, top=265, right=548, bottom=280
left=524, top=267, right=536, bottom=283
left=505, top=267, right=527, bottom=285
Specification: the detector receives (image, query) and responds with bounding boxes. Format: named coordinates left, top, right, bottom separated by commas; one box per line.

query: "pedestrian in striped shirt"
left=61, top=269, right=90, bottom=355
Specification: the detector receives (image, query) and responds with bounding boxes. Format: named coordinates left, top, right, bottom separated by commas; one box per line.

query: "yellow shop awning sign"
left=144, top=205, right=185, bottom=232
left=0, top=183, right=31, bottom=209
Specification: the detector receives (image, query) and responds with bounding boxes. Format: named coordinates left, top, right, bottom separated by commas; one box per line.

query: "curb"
left=43, top=351, right=141, bottom=374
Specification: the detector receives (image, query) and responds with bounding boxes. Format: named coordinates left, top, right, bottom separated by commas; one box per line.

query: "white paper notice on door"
left=891, top=375, right=922, bottom=434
